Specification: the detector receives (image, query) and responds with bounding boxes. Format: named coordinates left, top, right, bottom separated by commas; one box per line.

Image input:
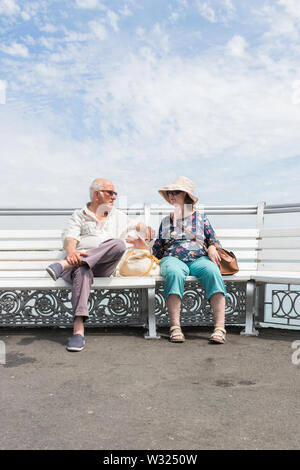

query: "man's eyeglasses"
left=99, top=190, right=118, bottom=197
left=166, top=190, right=182, bottom=196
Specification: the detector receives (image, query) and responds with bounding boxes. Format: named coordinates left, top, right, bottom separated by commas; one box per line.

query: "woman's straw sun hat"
left=158, top=176, right=198, bottom=205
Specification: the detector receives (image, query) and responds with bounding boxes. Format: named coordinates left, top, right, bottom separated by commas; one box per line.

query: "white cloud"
left=22, top=35, right=35, bottom=46
left=35, top=63, right=65, bottom=83
left=106, top=10, right=120, bottom=32
left=223, top=0, right=236, bottom=15
left=136, top=24, right=170, bottom=56
left=89, top=20, right=107, bottom=39
left=20, top=10, right=30, bottom=21
left=1, top=41, right=29, bottom=58
left=226, top=35, right=248, bottom=57
left=75, top=0, right=106, bottom=10
left=0, top=110, right=140, bottom=206
left=279, top=0, right=300, bottom=20
left=3, top=42, right=300, bottom=206
left=78, top=49, right=300, bottom=179
left=119, top=4, right=132, bottom=17
left=0, top=0, right=20, bottom=16
left=39, top=36, right=56, bottom=50
left=256, top=1, right=300, bottom=41
left=39, top=23, right=59, bottom=33
left=1, top=0, right=300, bottom=208
left=169, top=11, right=180, bottom=23
left=196, top=1, right=216, bottom=23
left=196, top=0, right=236, bottom=24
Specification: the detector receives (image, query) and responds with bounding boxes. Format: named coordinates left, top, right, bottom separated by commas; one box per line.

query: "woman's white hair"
left=89, top=179, right=103, bottom=200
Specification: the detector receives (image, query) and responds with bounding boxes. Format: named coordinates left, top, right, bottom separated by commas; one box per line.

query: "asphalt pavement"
left=1, top=326, right=300, bottom=450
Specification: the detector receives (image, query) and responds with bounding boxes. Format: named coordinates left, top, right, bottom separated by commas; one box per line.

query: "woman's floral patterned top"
left=152, top=211, right=221, bottom=263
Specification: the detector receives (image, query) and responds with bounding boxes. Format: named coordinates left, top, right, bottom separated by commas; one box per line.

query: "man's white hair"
left=89, top=179, right=103, bottom=200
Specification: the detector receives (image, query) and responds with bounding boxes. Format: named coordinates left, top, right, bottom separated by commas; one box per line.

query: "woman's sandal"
left=169, top=325, right=185, bottom=343
left=209, top=327, right=226, bottom=344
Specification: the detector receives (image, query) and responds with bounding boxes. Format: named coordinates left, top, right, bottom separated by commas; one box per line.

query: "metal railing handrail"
left=0, top=204, right=262, bottom=215
left=0, top=203, right=300, bottom=219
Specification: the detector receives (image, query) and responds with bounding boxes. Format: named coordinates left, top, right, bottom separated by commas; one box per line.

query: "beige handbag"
left=117, top=249, right=160, bottom=277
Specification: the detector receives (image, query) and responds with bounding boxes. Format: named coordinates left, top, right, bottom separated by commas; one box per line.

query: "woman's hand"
left=207, top=245, right=221, bottom=265
left=126, top=234, right=151, bottom=251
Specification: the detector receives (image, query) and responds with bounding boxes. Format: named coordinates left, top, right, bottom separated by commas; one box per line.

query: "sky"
left=1, top=0, right=300, bottom=209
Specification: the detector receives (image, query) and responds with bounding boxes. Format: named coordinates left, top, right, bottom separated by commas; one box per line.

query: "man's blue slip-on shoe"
left=46, top=263, right=63, bottom=281
left=66, top=334, right=85, bottom=352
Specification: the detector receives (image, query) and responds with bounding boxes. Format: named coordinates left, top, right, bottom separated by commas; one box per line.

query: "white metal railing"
left=0, top=204, right=260, bottom=215
left=1, top=203, right=300, bottom=229
left=2, top=202, right=300, bottom=214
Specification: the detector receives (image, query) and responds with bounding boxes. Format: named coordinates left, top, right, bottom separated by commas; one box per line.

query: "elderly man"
left=46, top=178, right=153, bottom=352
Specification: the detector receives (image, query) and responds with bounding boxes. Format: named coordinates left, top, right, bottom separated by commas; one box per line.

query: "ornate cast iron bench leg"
left=241, top=280, right=259, bottom=336
left=144, top=287, right=160, bottom=339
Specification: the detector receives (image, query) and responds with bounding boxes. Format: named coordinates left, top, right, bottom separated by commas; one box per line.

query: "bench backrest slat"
left=258, top=263, right=300, bottom=272
left=259, top=239, right=300, bottom=249
left=1, top=228, right=300, bottom=277
left=257, top=228, right=300, bottom=272
left=0, top=250, right=63, bottom=261
left=0, top=241, right=63, bottom=250
left=0, top=229, right=63, bottom=239
left=260, top=228, right=300, bottom=238
left=258, top=250, right=300, bottom=261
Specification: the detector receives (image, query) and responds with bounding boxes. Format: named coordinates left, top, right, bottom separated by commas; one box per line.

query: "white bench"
left=0, top=229, right=158, bottom=339
left=0, top=227, right=299, bottom=337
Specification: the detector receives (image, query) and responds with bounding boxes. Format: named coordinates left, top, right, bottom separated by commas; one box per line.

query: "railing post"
left=144, top=203, right=151, bottom=226
left=257, top=201, right=266, bottom=229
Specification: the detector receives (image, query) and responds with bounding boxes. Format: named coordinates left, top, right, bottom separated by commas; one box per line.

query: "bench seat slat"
left=253, top=272, right=300, bottom=284
left=0, top=273, right=255, bottom=287
left=0, top=277, right=156, bottom=289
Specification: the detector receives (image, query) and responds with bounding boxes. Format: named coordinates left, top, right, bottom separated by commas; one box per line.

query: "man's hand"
left=63, top=237, right=88, bottom=266
left=207, top=245, right=221, bottom=265
left=136, top=223, right=155, bottom=241
left=126, top=234, right=151, bottom=252
left=65, top=251, right=88, bottom=267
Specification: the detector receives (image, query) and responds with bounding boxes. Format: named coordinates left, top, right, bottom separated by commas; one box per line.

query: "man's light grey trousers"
left=62, top=238, right=126, bottom=320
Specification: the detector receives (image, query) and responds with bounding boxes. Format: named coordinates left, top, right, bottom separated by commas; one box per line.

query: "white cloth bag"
left=115, top=248, right=160, bottom=277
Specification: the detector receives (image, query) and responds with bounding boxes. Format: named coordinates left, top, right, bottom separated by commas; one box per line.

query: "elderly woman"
left=128, top=176, right=228, bottom=344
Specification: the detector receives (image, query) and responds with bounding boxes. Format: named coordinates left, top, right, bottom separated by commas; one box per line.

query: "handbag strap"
left=140, top=254, right=160, bottom=277
left=122, top=250, right=160, bottom=277
left=178, top=223, right=209, bottom=253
